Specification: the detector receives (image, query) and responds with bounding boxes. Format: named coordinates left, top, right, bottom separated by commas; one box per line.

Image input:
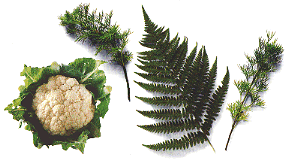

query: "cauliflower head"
left=32, top=75, right=95, bottom=136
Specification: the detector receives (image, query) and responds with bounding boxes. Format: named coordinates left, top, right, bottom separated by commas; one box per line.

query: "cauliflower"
left=32, top=75, right=95, bottom=136
left=5, top=58, right=110, bottom=153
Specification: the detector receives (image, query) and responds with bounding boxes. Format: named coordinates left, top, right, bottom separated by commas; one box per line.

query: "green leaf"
left=20, top=65, right=44, bottom=88
left=136, top=96, right=182, bottom=107
left=74, top=130, right=90, bottom=154
left=134, top=81, right=180, bottom=95
left=137, top=109, right=184, bottom=120
left=88, top=117, right=101, bottom=138
left=202, top=67, right=230, bottom=135
left=32, top=132, right=43, bottom=149
left=66, top=58, right=106, bottom=83
left=134, top=72, right=176, bottom=84
left=97, top=93, right=111, bottom=118
left=138, top=118, right=200, bottom=134
left=143, top=131, right=206, bottom=151
left=4, top=98, right=26, bottom=121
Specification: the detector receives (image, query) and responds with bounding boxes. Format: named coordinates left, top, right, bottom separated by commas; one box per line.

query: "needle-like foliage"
left=59, top=3, right=132, bottom=101
left=135, top=6, right=230, bottom=151
left=224, top=31, right=284, bottom=151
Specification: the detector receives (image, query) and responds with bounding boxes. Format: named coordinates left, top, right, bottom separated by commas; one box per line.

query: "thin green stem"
left=206, top=138, right=216, bottom=152
left=121, top=64, right=130, bottom=101
left=225, top=120, right=237, bottom=151
left=240, top=68, right=261, bottom=105
left=11, top=108, right=27, bottom=112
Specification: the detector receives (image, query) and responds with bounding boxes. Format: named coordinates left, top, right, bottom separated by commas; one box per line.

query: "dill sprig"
left=59, top=3, right=132, bottom=101
left=225, top=31, right=284, bottom=151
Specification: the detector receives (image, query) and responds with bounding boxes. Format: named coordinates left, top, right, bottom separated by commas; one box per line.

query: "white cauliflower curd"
left=32, top=75, right=95, bottom=136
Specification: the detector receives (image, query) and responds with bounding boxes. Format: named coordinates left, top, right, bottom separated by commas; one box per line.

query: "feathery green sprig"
left=59, top=3, right=132, bottom=101
left=225, top=31, right=284, bottom=151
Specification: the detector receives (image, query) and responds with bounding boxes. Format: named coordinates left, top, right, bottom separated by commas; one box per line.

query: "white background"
left=1, top=0, right=300, bottom=166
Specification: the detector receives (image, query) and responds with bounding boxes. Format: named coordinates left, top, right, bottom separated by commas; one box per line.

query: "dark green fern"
left=135, top=6, right=230, bottom=151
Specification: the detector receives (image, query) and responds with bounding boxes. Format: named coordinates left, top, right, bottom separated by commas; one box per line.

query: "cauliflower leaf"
left=20, top=65, right=44, bottom=87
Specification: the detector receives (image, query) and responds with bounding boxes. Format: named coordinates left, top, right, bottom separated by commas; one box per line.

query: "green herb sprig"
left=59, top=3, right=132, bottom=101
left=225, top=31, right=284, bottom=151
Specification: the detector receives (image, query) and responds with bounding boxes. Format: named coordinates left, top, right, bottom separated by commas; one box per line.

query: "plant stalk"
left=225, top=120, right=237, bottom=151
left=207, top=138, right=216, bottom=152
left=200, top=126, right=215, bottom=152
left=121, top=65, right=130, bottom=101
left=225, top=68, right=261, bottom=151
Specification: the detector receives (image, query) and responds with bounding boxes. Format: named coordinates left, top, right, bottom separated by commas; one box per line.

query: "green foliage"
left=4, top=98, right=26, bottom=121
left=4, top=58, right=111, bottom=153
left=59, top=4, right=132, bottom=62
left=53, top=130, right=90, bottom=153
left=225, top=31, right=284, bottom=151
left=135, top=6, right=230, bottom=151
left=137, top=109, right=183, bottom=120
left=59, top=3, right=132, bottom=101
left=143, top=131, right=206, bottom=151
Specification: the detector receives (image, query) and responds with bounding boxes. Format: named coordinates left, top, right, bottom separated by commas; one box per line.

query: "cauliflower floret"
left=52, top=104, right=64, bottom=116
left=47, top=89, right=64, bottom=108
left=65, top=89, right=81, bottom=103
left=60, top=83, right=71, bottom=91
left=32, top=75, right=95, bottom=136
left=46, top=76, right=59, bottom=90
left=66, top=78, right=78, bottom=87
left=55, top=75, right=67, bottom=85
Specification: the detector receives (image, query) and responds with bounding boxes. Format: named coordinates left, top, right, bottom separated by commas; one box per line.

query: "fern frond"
left=177, top=44, right=198, bottom=87
left=136, top=58, right=167, bottom=67
left=135, top=64, right=171, bottom=76
left=202, top=67, right=230, bottom=135
left=168, top=38, right=188, bottom=77
left=137, top=109, right=186, bottom=120
left=181, top=47, right=211, bottom=118
left=190, top=46, right=210, bottom=86
left=208, top=57, right=218, bottom=91
left=143, top=131, right=206, bottom=151
left=134, top=72, right=176, bottom=84
left=138, top=48, right=168, bottom=61
left=134, top=81, right=180, bottom=95
left=140, top=6, right=169, bottom=49
left=138, top=118, right=200, bottom=133
left=136, top=6, right=230, bottom=151
left=135, top=96, right=182, bottom=107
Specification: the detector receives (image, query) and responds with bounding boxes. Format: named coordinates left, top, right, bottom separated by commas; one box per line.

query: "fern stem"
left=200, top=122, right=216, bottom=152
left=206, top=138, right=216, bottom=152
left=121, top=64, right=131, bottom=101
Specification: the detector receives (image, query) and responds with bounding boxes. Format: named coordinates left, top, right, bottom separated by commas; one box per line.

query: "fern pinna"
left=135, top=6, right=230, bottom=151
